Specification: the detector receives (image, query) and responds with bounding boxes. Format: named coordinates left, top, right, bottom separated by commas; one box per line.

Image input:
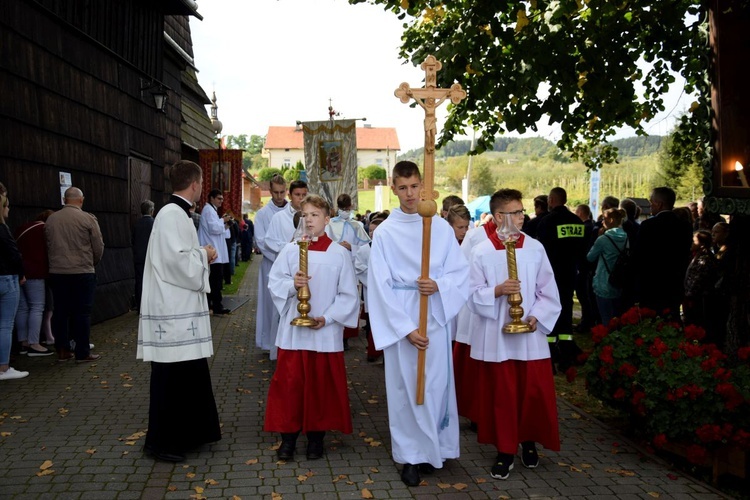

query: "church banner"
left=198, top=149, right=243, bottom=218
left=302, top=119, right=358, bottom=211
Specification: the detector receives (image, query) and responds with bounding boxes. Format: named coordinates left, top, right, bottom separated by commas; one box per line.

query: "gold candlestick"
left=502, top=239, right=535, bottom=333
left=497, top=212, right=535, bottom=334
left=291, top=238, right=318, bottom=327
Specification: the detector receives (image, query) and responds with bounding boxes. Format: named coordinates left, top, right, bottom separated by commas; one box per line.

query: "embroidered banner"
left=302, top=119, right=358, bottom=210
left=198, top=149, right=243, bottom=218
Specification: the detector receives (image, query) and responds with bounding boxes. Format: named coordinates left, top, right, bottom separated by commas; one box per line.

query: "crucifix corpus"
left=394, top=55, right=466, bottom=405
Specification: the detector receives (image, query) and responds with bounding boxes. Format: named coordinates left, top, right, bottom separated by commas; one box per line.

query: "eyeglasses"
left=497, top=210, right=526, bottom=216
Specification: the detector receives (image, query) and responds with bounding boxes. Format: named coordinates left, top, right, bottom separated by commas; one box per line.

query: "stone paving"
left=0, top=259, right=731, bottom=499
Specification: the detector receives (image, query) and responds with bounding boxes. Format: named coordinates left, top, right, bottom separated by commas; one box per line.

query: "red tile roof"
left=264, top=126, right=400, bottom=151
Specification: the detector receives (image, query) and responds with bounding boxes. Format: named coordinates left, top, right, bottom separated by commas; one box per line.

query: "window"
left=283, top=158, right=291, bottom=167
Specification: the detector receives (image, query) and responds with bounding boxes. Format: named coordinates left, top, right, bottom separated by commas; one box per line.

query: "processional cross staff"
left=394, top=55, right=466, bottom=405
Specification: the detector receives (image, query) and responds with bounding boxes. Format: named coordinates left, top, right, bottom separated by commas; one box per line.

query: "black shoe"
left=469, top=421, right=478, bottom=433
left=214, top=308, right=231, bottom=315
left=418, top=463, right=435, bottom=474
left=306, top=440, right=324, bottom=460
left=144, top=445, right=185, bottom=462
left=490, top=453, right=514, bottom=480
left=277, top=440, right=295, bottom=461
left=521, top=441, right=539, bottom=468
left=401, top=463, right=421, bottom=486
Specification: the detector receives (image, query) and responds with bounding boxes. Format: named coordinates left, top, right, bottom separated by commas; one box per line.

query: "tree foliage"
left=257, top=167, right=282, bottom=182
left=225, top=134, right=268, bottom=170
left=358, top=165, right=388, bottom=182
left=350, top=0, right=709, bottom=170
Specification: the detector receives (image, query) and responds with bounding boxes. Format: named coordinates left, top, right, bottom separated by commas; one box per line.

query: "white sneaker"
left=0, top=367, right=30, bottom=380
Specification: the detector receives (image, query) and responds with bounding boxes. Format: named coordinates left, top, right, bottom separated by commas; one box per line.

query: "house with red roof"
left=263, top=124, right=400, bottom=172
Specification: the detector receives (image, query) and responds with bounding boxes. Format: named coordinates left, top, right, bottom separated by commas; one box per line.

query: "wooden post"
left=394, top=56, right=466, bottom=405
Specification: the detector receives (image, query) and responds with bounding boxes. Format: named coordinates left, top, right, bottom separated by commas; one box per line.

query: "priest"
left=137, top=160, right=221, bottom=462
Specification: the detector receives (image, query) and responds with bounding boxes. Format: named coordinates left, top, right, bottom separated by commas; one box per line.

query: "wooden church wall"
left=0, top=0, right=183, bottom=322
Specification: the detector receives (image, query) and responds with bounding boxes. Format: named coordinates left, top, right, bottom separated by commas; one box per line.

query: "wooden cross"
left=394, top=55, right=466, bottom=405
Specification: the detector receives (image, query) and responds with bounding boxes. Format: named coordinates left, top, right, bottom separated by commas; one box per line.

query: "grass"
left=222, top=258, right=251, bottom=296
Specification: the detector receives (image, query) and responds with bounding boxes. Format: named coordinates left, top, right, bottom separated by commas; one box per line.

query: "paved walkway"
left=0, top=259, right=730, bottom=499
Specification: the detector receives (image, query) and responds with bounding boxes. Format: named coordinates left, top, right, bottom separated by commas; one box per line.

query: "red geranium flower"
left=591, top=324, right=609, bottom=344
left=618, top=363, right=638, bottom=377
left=635, top=337, right=644, bottom=347
left=649, top=338, right=668, bottom=358
left=686, top=444, right=708, bottom=465
left=684, top=324, right=706, bottom=341
left=599, top=345, right=615, bottom=365
left=613, top=388, right=627, bottom=400
left=565, top=367, right=577, bottom=383
left=653, top=434, right=668, bottom=448
left=738, top=347, right=750, bottom=361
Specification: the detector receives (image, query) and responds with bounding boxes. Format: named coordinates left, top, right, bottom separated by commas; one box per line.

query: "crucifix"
left=394, top=55, right=466, bottom=405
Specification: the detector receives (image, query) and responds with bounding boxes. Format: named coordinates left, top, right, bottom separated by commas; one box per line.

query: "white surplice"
left=453, top=224, right=490, bottom=343
left=326, top=217, right=370, bottom=259
left=268, top=238, right=359, bottom=352
left=467, top=235, right=561, bottom=363
left=197, top=203, right=229, bottom=264
left=262, top=204, right=298, bottom=359
left=353, top=243, right=371, bottom=312
left=367, top=209, right=469, bottom=468
left=253, top=201, right=287, bottom=350
left=264, top=204, right=297, bottom=256
left=137, top=203, right=213, bottom=362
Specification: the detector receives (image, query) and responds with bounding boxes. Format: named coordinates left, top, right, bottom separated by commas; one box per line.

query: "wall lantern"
left=140, top=79, right=169, bottom=113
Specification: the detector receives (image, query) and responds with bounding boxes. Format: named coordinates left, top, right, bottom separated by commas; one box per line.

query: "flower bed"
left=583, top=306, right=750, bottom=476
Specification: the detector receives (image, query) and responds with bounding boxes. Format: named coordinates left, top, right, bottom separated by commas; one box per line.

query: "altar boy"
left=264, top=195, right=359, bottom=461
left=367, top=161, right=469, bottom=487
left=467, top=189, right=561, bottom=480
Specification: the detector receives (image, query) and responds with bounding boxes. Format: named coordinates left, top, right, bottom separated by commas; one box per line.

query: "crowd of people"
left=2, top=163, right=748, bottom=485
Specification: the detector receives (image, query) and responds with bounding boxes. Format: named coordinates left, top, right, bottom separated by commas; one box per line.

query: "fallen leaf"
left=269, top=443, right=280, bottom=451
left=39, top=460, right=53, bottom=470
left=1, top=432, right=12, bottom=437
left=271, top=493, right=282, bottom=500
left=125, top=431, right=146, bottom=440
left=58, top=408, right=69, bottom=417
left=581, top=463, right=592, bottom=468
left=476, top=478, right=486, bottom=484
left=36, top=469, right=54, bottom=477
left=605, top=468, right=636, bottom=477
left=367, top=399, right=378, bottom=404
left=361, top=488, right=374, bottom=499
left=245, top=459, right=258, bottom=465
left=332, top=474, right=348, bottom=483
left=647, top=493, right=661, bottom=498
left=122, top=384, right=133, bottom=388
left=364, top=478, right=374, bottom=484
left=125, top=441, right=136, bottom=446
left=570, top=466, right=583, bottom=473
left=304, top=471, right=314, bottom=478
left=368, top=441, right=382, bottom=447
left=86, top=449, right=96, bottom=455
left=232, top=496, right=241, bottom=500
left=297, top=475, right=308, bottom=482
left=10, top=415, right=23, bottom=420
left=275, top=460, right=287, bottom=465
left=186, top=472, right=196, bottom=479
left=205, top=479, right=218, bottom=486
left=346, top=481, right=354, bottom=485
left=359, top=412, right=369, bottom=416
left=358, top=432, right=367, bottom=437
left=369, top=467, right=379, bottom=473
left=419, top=479, right=428, bottom=486
left=363, top=437, right=373, bottom=443
left=194, top=486, right=204, bottom=494
left=454, top=483, right=467, bottom=490
left=570, top=412, right=581, bottom=419
left=167, top=485, right=177, bottom=491
left=437, top=483, right=451, bottom=489
left=557, top=462, right=570, bottom=467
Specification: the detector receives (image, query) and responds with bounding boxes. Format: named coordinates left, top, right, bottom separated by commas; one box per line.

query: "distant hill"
left=399, top=135, right=665, bottom=160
